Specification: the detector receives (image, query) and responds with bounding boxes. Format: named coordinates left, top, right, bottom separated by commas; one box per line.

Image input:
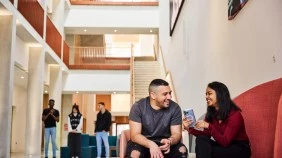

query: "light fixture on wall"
left=83, top=29, right=87, bottom=32
left=114, top=29, right=117, bottom=32
left=76, top=91, right=79, bottom=94
left=20, top=76, right=24, bottom=79
left=150, top=30, right=153, bottom=33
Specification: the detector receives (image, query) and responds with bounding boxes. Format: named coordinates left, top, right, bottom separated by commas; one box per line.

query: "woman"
left=68, top=104, right=83, bottom=158
left=183, top=81, right=251, bottom=158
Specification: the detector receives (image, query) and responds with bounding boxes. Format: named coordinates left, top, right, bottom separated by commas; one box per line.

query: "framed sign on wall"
left=228, top=0, right=249, bottom=20
left=170, top=0, right=185, bottom=36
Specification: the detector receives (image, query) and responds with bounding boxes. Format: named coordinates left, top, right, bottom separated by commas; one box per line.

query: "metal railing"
left=69, top=0, right=158, bottom=6
left=130, top=44, right=135, bottom=105
left=69, top=45, right=132, bottom=65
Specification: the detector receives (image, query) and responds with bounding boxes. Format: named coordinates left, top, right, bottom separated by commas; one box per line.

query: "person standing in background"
left=94, top=102, right=112, bottom=158
left=42, top=99, right=60, bottom=158
left=68, top=104, right=83, bottom=158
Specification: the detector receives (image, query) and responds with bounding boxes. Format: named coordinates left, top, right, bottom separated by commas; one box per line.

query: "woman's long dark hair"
left=71, top=103, right=81, bottom=115
left=205, top=81, right=241, bottom=122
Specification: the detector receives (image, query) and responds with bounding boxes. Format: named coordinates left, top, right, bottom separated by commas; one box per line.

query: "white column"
left=61, top=94, right=73, bottom=146
left=86, top=94, right=96, bottom=135
left=49, top=65, right=62, bottom=148
left=25, top=47, right=45, bottom=156
left=0, top=15, right=14, bottom=158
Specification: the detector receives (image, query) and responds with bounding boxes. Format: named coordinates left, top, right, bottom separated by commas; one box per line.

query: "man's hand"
left=159, top=139, right=171, bottom=154
left=71, top=130, right=77, bottom=133
left=148, top=141, right=164, bottom=158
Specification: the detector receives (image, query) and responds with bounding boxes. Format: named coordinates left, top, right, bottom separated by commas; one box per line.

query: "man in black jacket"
left=94, top=102, right=112, bottom=158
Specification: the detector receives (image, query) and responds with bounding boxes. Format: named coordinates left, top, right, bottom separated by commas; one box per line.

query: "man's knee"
left=173, top=144, right=188, bottom=157
left=130, top=150, right=141, bottom=158
left=179, top=146, right=187, bottom=153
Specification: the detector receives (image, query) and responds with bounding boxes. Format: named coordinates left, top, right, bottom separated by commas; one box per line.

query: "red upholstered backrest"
left=234, top=78, right=282, bottom=158
left=274, top=94, right=282, bottom=158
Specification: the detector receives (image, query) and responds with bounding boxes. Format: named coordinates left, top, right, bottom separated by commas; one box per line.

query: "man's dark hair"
left=205, top=81, right=241, bottom=122
left=149, top=79, right=169, bottom=93
left=98, top=102, right=105, bottom=106
left=49, top=99, right=55, bottom=102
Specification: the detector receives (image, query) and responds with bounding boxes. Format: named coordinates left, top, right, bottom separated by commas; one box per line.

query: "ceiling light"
left=150, top=30, right=153, bottom=33
left=114, top=30, right=117, bottom=32
left=83, top=29, right=87, bottom=32
left=113, top=92, right=116, bottom=94
left=20, top=76, right=24, bottom=79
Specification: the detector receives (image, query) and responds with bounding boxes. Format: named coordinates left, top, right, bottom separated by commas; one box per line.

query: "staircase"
left=133, top=61, right=165, bottom=103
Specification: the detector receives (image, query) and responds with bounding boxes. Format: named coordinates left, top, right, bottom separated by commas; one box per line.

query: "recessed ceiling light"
left=20, top=76, right=24, bottom=79
left=150, top=30, right=153, bottom=33
left=83, top=29, right=87, bottom=32
left=114, top=29, right=117, bottom=32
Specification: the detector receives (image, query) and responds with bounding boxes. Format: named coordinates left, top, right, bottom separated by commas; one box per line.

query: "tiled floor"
left=11, top=151, right=60, bottom=158
left=11, top=152, right=195, bottom=158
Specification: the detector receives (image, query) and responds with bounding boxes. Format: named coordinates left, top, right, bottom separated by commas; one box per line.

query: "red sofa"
left=234, top=78, right=282, bottom=158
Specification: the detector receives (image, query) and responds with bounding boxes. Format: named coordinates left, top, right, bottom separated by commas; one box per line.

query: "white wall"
left=65, top=6, right=158, bottom=28
left=111, top=93, right=130, bottom=112
left=63, top=70, right=130, bottom=93
left=50, top=0, right=65, bottom=35
left=159, top=0, right=282, bottom=118
left=139, top=35, right=155, bottom=56
left=11, top=84, right=27, bottom=152
left=15, top=36, right=29, bottom=69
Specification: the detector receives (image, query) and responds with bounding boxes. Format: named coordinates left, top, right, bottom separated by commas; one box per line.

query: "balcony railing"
left=18, top=0, right=44, bottom=37
left=69, top=0, right=158, bottom=6
left=67, top=45, right=133, bottom=70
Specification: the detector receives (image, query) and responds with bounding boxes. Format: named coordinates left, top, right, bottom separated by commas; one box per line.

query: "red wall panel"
left=18, top=0, right=44, bottom=37
left=63, top=41, right=70, bottom=66
left=46, top=16, right=62, bottom=58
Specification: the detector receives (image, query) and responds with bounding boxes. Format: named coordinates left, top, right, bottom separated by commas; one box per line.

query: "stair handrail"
left=130, top=43, right=135, bottom=105
left=155, top=45, right=178, bottom=103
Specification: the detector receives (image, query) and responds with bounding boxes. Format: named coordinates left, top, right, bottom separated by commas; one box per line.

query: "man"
left=95, top=102, right=112, bottom=158
left=126, top=79, right=188, bottom=158
left=42, top=99, right=60, bottom=158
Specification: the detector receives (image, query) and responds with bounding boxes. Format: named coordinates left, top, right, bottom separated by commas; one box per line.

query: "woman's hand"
left=183, top=118, right=193, bottom=129
left=195, top=120, right=209, bottom=129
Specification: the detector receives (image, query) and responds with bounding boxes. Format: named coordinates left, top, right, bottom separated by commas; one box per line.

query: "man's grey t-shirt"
left=129, top=97, right=182, bottom=142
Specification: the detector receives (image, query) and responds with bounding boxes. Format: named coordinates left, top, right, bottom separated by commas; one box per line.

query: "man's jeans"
left=96, top=131, right=109, bottom=158
left=44, top=127, right=56, bottom=157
